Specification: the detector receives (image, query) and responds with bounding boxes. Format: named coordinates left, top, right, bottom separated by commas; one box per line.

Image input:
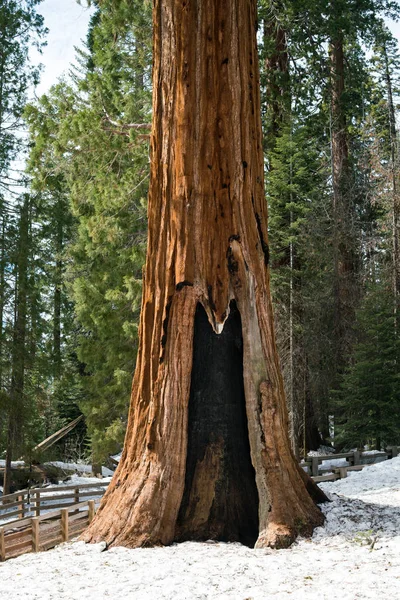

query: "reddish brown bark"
left=82, top=0, right=326, bottom=550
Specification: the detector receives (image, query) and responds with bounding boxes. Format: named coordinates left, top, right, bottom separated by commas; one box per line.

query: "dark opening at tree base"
left=175, top=301, right=259, bottom=548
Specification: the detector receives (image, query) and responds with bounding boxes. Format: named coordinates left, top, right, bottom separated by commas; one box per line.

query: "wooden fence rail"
left=0, top=481, right=109, bottom=523
left=0, top=500, right=97, bottom=561
left=302, top=446, right=399, bottom=480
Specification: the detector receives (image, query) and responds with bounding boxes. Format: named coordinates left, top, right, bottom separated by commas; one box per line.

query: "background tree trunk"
left=330, top=36, right=357, bottom=375
left=382, top=42, right=400, bottom=316
left=3, top=198, right=29, bottom=495
left=83, top=0, right=326, bottom=550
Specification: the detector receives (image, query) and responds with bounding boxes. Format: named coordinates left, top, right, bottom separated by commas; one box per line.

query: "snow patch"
left=1, top=457, right=399, bottom=599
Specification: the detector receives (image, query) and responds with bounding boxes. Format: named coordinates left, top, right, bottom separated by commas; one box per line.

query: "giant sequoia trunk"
left=83, top=0, right=326, bottom=550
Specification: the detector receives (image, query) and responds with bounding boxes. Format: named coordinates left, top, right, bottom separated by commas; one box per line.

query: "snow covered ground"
left=1, top=458, right=400, bottom=599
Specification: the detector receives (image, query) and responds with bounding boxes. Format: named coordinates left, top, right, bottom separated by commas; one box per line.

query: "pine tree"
left=0, top=0, right=46, bottom=491
left=335, top=279, right=400, bottom=449
left=260, top=0, right=400, bottom=452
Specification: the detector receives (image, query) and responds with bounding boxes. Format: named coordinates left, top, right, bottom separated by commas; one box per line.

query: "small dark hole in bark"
left=176, top=301, right=259, bottom=548
left=222, top=57, right=229, bottom=65
left=160, top=298, right=173, bottom=362
left=227, top=247, right=239, bottom=275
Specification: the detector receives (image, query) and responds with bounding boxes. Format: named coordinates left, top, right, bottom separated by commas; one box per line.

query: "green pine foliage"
left=334, top=280, right=400, bottom=449
left=25, top=0, right=152, bottom=463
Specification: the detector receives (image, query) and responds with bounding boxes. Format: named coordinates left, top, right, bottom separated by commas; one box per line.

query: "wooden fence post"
left=74, top=487, right=79, bottom=505
left=18, top=495, right=25, bottom=519
left=0, top=527, right=5, bottom=561
left=391, top=446, right=398, bottom=458
left=35, top=491, right=40, bottom=517
left=338, top=467, right=347, bottom=479
left=61, top=508, right=69, bottom=542
left=311, top=457, right=319, bottom=477
left=353, top=451, right=360, bottom=466
left=32, top=517, right=40, bottom=552
left=88, top=500, right=95, bottom=523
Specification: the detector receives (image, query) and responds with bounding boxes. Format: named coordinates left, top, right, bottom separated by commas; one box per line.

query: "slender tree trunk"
left=53, top=205, right=63, bottom=378
left=83, top=0, right=326, bottom=550
left=263, top=16, right=289, bottom=152
left=383, top=45, right=400, bottom=316
left=0, top=217, right=6, bottom=389
left=264, top=15, right=295, bottom=450
left=329, top=36, right=357, bottom=378
left=3, top=198, right=29, bottom=495
left=263, top=20, right=321, bottom=454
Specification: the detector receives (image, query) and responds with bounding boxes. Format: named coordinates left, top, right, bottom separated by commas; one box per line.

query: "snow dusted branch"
left=102, top=108, right=151, bottom=132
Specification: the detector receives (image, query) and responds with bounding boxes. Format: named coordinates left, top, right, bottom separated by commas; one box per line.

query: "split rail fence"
left=0, top=481, right=109, bottom=561
left=0, top=499, right=96, bottom=561
left=0, top=481, right=109, bottom=522
left=302, top=446, right=399, bottom=482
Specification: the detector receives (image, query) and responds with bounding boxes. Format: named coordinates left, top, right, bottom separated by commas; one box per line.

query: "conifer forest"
left=1, top=0, right=400, bottom=504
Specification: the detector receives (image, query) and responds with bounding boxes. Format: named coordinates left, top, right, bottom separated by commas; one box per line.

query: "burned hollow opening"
left=176, top=300, right=259, bottom=547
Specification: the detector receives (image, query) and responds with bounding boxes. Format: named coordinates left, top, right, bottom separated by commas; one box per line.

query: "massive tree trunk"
left=83, top=0, right=326, bottom=550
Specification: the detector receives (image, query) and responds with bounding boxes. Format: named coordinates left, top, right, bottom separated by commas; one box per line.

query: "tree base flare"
left=255, top=508, right=325, bottom=549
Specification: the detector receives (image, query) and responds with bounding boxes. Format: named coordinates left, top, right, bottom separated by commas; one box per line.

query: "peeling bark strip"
left=82, top=0, right=327, bottom=550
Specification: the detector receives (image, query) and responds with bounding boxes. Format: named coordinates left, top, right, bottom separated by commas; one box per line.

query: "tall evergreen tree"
left=0, top=0, right=46, bottom=490
left=260, top=0, right=399, bottom=452
left=335, top=278, right=400, bottom=449
left=25, top=0, right=152, bottom=463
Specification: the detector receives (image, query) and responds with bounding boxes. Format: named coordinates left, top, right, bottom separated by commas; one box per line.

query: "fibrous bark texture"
left=82, top=0, right=327, bottom=550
